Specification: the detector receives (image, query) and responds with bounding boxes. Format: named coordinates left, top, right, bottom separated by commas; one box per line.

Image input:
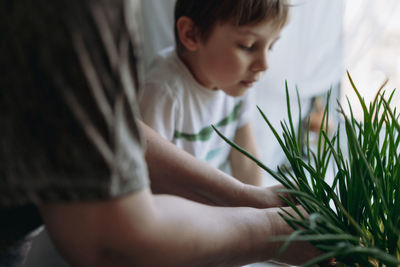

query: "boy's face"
left=191, top=18, right=281, bottom=97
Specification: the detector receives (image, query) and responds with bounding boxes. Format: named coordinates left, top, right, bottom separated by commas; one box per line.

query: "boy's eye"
left=238, top=44, right=255, bottom=51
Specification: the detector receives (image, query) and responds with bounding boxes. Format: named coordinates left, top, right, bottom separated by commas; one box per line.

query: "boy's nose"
left=251, top=53, right=268, bottom=73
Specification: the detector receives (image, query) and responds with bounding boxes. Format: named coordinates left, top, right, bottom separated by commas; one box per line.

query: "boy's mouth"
left=240, top=80, right=256, bottom=87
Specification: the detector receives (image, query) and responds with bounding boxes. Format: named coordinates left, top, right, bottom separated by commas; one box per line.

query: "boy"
left=139, top=0, right=289, bottom=186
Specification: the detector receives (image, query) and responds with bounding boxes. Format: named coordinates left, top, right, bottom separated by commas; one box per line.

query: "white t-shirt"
left=139, top=47, right=252, bottom=170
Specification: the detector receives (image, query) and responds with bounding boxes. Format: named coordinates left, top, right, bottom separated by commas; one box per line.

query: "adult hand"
left=265, top=206, right=321, bottom=266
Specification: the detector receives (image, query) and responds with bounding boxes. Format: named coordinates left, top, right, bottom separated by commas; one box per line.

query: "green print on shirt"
left=204, top=147, right=223, bottom=161
left=173, top=100, right=243, bottom=142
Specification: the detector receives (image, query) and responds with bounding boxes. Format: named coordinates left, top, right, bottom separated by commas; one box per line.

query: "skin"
left=143, top=121, right=282, bottom=207
left=230, top=122, right=263, bottom=186
left=176, top=16, right=281, bottom=186
left=41, top=190, right=318, bottom=267
left=40, top=122, right=320, bottom=267
left=177, top=16, right=281, bottom=97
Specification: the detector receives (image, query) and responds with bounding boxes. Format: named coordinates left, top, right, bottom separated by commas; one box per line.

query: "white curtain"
left=257, top=0, right=344, bottom=99
left=343, top=0, right=400, bottom=70
left=140, top=0, right=175, bottom=70
left=341, top=0, right=400, bottom=118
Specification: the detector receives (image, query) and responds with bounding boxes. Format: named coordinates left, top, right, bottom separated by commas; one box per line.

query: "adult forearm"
left=141, top=121, right=245, bottom=206
left=113, top=195, right=275, bottom=266
left=98, top=194, right=315, bottom=266
left=41, top=190, right=319, bottom=267
left=141, top=121, right=287, bottom=209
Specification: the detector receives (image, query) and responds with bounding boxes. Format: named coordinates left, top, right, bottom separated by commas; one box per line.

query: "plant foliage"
left=213, top=72, right=400, bottom=266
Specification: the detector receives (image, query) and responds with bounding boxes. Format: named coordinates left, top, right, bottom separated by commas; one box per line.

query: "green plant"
left=213, top=72, right=400, bottom=266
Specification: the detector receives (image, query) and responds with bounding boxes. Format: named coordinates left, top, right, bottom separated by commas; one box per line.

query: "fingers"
left=266, top=207, right=321, bottom=266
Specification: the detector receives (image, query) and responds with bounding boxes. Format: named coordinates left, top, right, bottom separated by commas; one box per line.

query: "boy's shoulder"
left=146, top=47, right=181, bottom=82
left=144, top=47, right=194, bottom=97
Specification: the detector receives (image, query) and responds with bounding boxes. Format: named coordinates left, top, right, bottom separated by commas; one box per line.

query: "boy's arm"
left=141, top=121, right=284, bottom=208
left=40, top=188, right=319, bottom=266
left=229, top=121, right=263, bottom=186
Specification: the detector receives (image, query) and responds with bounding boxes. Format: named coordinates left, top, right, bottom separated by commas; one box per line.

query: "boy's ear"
left=176, top=16, right=200, bottom=51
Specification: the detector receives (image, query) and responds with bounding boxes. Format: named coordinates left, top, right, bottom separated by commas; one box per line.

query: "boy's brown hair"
left=174, top=0, right=290, bottom=52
